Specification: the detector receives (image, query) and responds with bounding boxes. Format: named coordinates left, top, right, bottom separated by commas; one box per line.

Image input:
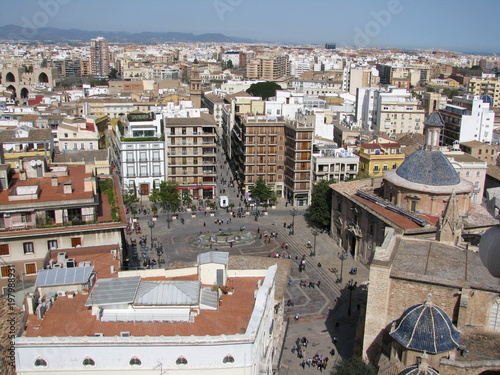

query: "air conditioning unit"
left=48, top=259, right=55, bottom=269
left=57, top=252, right=67, bottom=264
left=4, top=213, right=10, bottom=218
left=110, top=249, right=117, bottom=255
left=94, top=333, right=103, bottom=337
left=120, top=332, right=130, bottom=337
left=65, top=258, right=76, bottom=268
left=53, top=264, right=62, bottom=269
left=57, top=291, right=66, bottom=297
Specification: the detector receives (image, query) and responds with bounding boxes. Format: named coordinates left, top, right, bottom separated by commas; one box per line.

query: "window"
left=152, top=164, right=161, bottom=177
left=89, top=143, right=94, bottom=150
left=140, top=165, right=148, bottom=177
left=82, top=357, right=95, bottom=367
left=383, top=164, right=388, bottom=171
left=127, top=165, right=135, bottom=177
left=34, top=358, right=48, bottom=367
left=129, top=357, right=142, bottom=366
left=466, top=171, right=470, bottom=177
left=25, top=263, right=36, bottom=275
left=410, top=200, right=418, bottom=213
left=126, top=151, right=134, bottom=162
left=0, top=244, right=9, bottom=255
left=1, top=266, right=12, bottom=278
left=374, top=165, right=379, bottom=172
left=152, top=150, right=160, bottom=161
left=47, top=240, right=58, bottom=250
left=21, top=213, right=31, bottom=223
left=223, top=355, right=235, bottom=364
left=23, top=242, right=34, bottom=254
left=491, top=299, right=500, bottom=330
left=176, top=356, right=188, bottom=365
left=476, top=171, right=481, bottom=177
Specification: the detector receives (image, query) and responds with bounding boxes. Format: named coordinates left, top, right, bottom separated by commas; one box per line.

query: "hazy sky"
left=3, top=0, right=500, bottom=53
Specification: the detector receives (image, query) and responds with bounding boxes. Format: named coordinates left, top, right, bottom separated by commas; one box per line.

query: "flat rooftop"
left=23, top=275, right=263, bottom=338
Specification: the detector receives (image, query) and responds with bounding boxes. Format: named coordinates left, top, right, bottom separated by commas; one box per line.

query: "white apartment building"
left=57, top=116, right=100, bottom=152
left=312, top=145, right=359, bottom=182
left=356, top=87, right=424, bottom=133
left=118, top=111, right=166, bottom=196
left=440, top=94, right=494, bottom=146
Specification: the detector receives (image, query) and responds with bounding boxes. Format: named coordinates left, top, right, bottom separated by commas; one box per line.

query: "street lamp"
left=311, top=228, right=320, bottom=256
left=347, top=279, right=356, bottom=316
left=289, top=208, right=298, bottom=235
left=148, top=216, right=157, bottom=247
left=337, top=250, right=348, bottom=283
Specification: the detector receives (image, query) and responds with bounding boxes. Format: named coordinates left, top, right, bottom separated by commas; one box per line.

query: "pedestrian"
left=317, top=280, right=321, bottom=288
left=283, top=222, right=286, bottom=228
left=335, top=321, right=339, bottom=330
left=329, top=348, right=335, bottom=356
left=203, top=222, right=206, bottom=228
left=333, top=336, right=337, bottom=344
left=300, top=360, right=306, bottom=369
left=295, top=314, right=300, bottom=321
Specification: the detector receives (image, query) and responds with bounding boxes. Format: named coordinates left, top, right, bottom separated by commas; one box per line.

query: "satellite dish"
left=36, top=160, right=42, bottom=166
left=30, top=160, right=36, bottom=167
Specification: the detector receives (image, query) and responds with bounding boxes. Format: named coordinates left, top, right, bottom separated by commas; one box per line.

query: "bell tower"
left=190, top=61, right=202, bottom=108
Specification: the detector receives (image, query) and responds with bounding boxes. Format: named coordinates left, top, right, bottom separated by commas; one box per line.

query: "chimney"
left=63, top=181, right=72, bottom=194
left=51, top=177, right=58, bottom=187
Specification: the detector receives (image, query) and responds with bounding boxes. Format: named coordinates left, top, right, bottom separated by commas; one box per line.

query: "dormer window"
left=82, top=357, right=95, bottom=367
left=176, top=356, right=188, bottom=365
left=34, top=358, right=47, bottom=367
left=129, top=357, right=142, bottom=366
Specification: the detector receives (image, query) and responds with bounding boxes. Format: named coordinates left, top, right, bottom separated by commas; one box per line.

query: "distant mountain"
left=0, top=24, right=256, bottom=44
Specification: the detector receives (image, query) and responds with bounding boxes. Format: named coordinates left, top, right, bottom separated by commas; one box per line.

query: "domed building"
left=389, top=296, right=460, bottom=369
left=383, top=111, right=473, bottom=217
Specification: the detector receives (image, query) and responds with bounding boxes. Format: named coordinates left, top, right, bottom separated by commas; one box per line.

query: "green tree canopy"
left=246, top=81, right=283, bottom=100
left=122, top=187, right=139, bottom=213
left=248, top=177, right=275, bottom=205
left=309, top=179, right=334, bottom=228
left=149, top=181, right=181, bottom=212
left=441, top=88, right=459, bottom=99
left=330, top=357, right=376, bottom=375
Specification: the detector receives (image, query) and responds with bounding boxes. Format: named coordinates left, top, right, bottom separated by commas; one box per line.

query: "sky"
left=2, top=0, right=500, bottom=53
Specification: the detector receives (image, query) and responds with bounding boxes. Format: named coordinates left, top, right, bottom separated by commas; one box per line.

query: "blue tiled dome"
left=390, top=301, right=460, bottom=354
left=398, top=363, right=439, bottom=375
left=396, top=150, right=460, bottom=186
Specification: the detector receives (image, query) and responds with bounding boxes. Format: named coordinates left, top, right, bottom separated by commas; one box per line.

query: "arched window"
left=82, top=357, right=95, bottom=366
left=176, top=356, right=188, bottom=365
left=34, top=358, right=47, bottom=367
left=129, top=357, right=142, bottom=366
left=223, top=355, right=235, bottom=363
left=490, top=299, right=500, bottom=331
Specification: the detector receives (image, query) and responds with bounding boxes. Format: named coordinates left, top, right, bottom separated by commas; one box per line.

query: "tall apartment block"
left=246, top=54, right=290, bottom=80
left=90, top=36, right=110, bottom=78
left=165, top=114, right=217, bottom=200
left=467, top=78, right=500, bottom=107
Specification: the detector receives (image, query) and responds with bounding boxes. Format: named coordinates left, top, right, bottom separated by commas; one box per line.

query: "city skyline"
left=1, top=0, right=500, bottom=54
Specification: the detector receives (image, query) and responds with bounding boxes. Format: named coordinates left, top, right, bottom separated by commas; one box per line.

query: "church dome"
left=398, top=363, right=439, bottom=375
left=396, top=150, right=460, bottom=186
left=479, top=226, right=500, bottom=278
left=390, top=300, right=460, bottom=354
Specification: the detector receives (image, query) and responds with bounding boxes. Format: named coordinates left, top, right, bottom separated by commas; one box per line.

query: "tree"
left=330, top=357, right=376, bottom=375
left=108, top=68, right=118, bottom=80
left=122, top=187, right=139, bottom=214
left=149, top=181, right=181, bottom=212
left=309, top=180, right=334, bottom=228
left=442, top=88, right=459, bottom=99
left=246, top=81, right=283, bottom=100
left=248, top=177, right=275, bottom=206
